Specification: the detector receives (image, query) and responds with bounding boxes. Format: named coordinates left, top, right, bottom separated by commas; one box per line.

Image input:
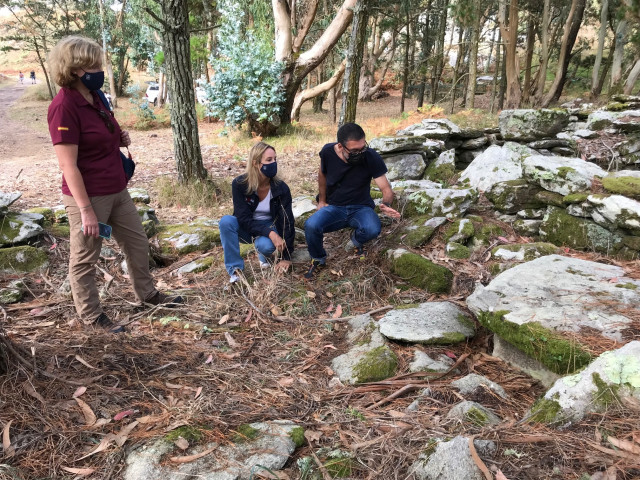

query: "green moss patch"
left=165, top=425, right=204, bottom=443
left=232, top=424, right=261, bottom=443
left=528, top=397, right=562, bottom=424
left=48, top=224, right=70, bottom=238
left=0, top=246, right=48, bottom=273
left=288, top=426, right=305, bottom=448
left=602, top=176, right=640, bottom=199
left=535, top=191, right=565, bottom=207
left=353, top=345, right=398, bottom=384
left=562, top=192, right=590, bottom=204
left=465, top=407, right=491, bottom=426
left=477, top=311, right=591, bottom=374
left=446, top=242, right=470, bottom=259
left=591, top=372, right=621, bottom=407
left=391, top=252, right=453, bottom=292
left=26, top=207, right=54, bottom=225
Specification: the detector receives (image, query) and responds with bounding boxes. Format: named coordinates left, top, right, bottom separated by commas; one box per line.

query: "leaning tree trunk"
left=591, top=0, right=609, bottom=98
left=160, top=0, right=207, bottom=182
left=534, top=0, right=551, bottom=103
left=430, top=0, right=449, bottom=103
left=339, top=1, right=368, bottom=126
left=499, top=0, right=522, bottom=109
left=610, top=19, right=628, bottom=93
left=98, top=0, right=117, bottom=107
left=400, top=2, right=410, bottom=114
left=624, top=58, right=640, bottom=94
left=490, top=30, right=502, bottom=113
left=522, top=13, right=535, bottom=105
left=542, top=0, right=587, bottom=105
left=33, top=39, right=56, bottom=100
left=465, top=6, right=482, bottom=109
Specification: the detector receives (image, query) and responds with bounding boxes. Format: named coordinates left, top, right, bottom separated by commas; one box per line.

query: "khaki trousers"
left=64, top=190, right=157, bottom=322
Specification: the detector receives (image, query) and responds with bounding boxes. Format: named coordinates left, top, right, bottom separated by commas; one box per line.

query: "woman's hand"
left=274, top=260, right=291, bottom=273
left=80, top=206, right=99, bottom=238
left=120, top=130, right=131, bottom=148
left=268, top=231, right=285, bottom=252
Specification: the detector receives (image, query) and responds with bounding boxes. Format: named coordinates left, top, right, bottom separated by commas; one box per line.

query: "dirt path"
left=0, top=82, right=60, bottom=208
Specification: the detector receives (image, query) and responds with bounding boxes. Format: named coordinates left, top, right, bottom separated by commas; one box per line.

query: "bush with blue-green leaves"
left=202, top=0, right=285, bottom=136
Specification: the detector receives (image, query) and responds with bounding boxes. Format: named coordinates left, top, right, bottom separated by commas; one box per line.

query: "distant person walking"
left=18, top=72, right=24, bottom=84
left=29, top=70, right=36, bottom=84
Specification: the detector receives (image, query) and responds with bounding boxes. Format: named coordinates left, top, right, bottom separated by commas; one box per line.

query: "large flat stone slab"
left=466, top=255, right=640, bottom=374
left=379, top=302, right=475, bottom=344
left=523, top=155, right=606, bottom=195
left=459, top=143, right=533, bottom=192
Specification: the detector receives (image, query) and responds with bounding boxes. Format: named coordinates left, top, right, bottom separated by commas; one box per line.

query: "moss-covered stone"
left=477, top=311, right=592, bottom=374
left=605, top=101, right=628, bottom=112
left=157, top=220, right=220, bottom=255
left=474, top=223, right=507, bottom=245
left=616, top=282, right=638, bottom=290
left=465, top=406, right=491, bottom=426
left=0, top=246, right=48, bottom=273
left=393, top=215, right=439, bottom=248
left=591, top=372, right=621, bottom=407
left=443, top=219, right=475, bottom=243
left=446, top=242, right=470, bottom=259
left=391, top=252, right=453, bottom=293
left=0, top=287, right=23, bottom=304
left=563, top=192, right=591, bottom=204
left=48, top=224, right=70, bottom=238
left=142, top=220, right=157, bottom=238
left=423, top=158, right=455, bottom=183
left=486, top=179, right=545, bottom=214
left=528, top=397, right=562, bottom=424
left=403, top=189, right=477, bottom=218
left=513, top=219, right=542, bottom=237
left=491, top=242, right=560, bottom=261
left=232, top=424, right=261, bottom=443
left=601, top=176, right=640, bottom=199
left=352, top=345, right=398, bottom=384
left=622, top=235, right=640, bottom=251
left=25, top=207, right=54, bottom=225
left=540, top=207, right=623, bottom=254
left=0, top=212, right=44, bottom=246
left=535, top=190, right=565, bottom=207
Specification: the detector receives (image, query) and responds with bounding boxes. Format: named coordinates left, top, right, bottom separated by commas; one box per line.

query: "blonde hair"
left=48, top=36, right=103, bottom=87
left=241, top=142, right=280, bottom=194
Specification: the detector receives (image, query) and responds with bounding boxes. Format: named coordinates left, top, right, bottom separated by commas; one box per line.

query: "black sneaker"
left=95, top=313, right=125, bottom=333
left=304, top=259, right=325, bottom=279
left=146, top=291, right=184, bottom=307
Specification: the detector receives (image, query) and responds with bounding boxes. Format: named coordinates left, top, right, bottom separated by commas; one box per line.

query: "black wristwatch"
left=382, top=201, right=392, bottom=207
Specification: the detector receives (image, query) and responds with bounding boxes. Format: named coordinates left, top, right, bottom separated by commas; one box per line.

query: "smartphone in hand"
left=81, top=222, right=112, bottom=239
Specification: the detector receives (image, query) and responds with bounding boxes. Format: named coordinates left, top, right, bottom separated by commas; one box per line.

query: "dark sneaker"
left=146, top=291, right=184, bottom=307
left=304, top=259, right=325, bottom=279
left=95, top=313, right=125, bottom=333
left=354, top=245, right=367, bottom=260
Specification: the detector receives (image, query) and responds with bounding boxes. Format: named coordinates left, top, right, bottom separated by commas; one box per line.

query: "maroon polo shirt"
left=48, top=87, right=126, bottom=197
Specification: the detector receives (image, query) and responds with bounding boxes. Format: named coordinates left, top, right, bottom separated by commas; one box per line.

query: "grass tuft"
left=155, top=176, right=232, bottom=213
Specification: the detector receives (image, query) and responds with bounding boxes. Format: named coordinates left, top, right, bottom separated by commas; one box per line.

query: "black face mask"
left=346, top=151, right=366, bottom=165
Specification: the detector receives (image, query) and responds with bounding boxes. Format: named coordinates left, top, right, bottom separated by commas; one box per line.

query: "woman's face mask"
left=260, top=161, right=278, bottom=178
left=76, top=69, right=105, bottom=91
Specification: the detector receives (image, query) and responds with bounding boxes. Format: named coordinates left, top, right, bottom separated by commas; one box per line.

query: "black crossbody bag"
left=96, top=90, right=135, bottom=182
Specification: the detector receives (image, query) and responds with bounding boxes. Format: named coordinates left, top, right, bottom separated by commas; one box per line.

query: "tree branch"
left=292, top=0, right=318, bottom=53
left=145, top=7, right=169, bottom=30
left=291, top=59, right=346, bottom=121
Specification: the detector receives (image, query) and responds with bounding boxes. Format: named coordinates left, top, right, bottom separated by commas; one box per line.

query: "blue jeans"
left=304, top=205, right=381, bottom=262
left=219, top=215, right=276, bottom=275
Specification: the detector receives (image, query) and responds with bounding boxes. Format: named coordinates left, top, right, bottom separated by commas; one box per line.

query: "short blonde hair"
left=48, top=36, right=103, bottom=87
left=241, top=142, right=280, bottom=194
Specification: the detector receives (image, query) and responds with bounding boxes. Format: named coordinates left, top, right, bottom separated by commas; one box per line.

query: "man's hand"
left=268, top=231, right=285, bottom=252
left=380, top=203, right=401, bottom=219
left=274, top=260, right=291, bottom=273
left=317, top=200, right=328, bottom=210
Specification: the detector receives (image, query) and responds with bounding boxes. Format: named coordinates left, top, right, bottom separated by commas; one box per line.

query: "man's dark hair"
left=337, top=123, right=365, bottom=145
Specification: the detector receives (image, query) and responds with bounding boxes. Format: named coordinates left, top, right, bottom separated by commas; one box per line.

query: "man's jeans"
left=219, top=215, right=276, bottom=275
left=304, top=205, right=381, bottom=262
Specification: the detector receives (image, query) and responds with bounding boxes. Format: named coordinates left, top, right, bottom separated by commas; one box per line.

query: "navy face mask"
left=260, top=161, right=278, bottom=178
left=346, top=151, right=366, bottom=165
left=79, top=70, right=105, bottom=91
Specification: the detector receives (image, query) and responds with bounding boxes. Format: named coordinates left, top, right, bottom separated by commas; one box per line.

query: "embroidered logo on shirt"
left=57, top=126, right=69, bottom=131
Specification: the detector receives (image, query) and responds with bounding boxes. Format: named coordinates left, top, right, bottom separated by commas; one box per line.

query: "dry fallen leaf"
left=2, top=420, right=15, bottom=458
left=306, top=290, right=316, bottom=298
left=76, top=433, right=116, bottom=460
left=304, top=429, right=322, bottom=443
left=73, top=386, right=87, bottom=398
left=224, top=332, right=239, bottom=348
left=270, top=305, right=283, bottom=316
left=23, top=381, right=46, bottom=405
left=204, top=354, right=213, bottom=364
left=115, top=421, right=139, bottom=447
left=496, top=471, right=509, bottom=480
left=170, top=445, right=216, bottom=463
left=114, top=409, right=135, bottom=421
left=175, top=436, right=189, bottom=450
left=332, top=304, right=343, bottom=319
left=194, top=386, right=203, bottom=399
left=607, top=435, right=640, bottom=454
left=277, top=377, right=295, bottom=387
left=74, top=397, right=97, bottom=426
left=218, top=314, right=230, bottom=325
left=325, top=292, right=333, bottom=298
left=61, top=467, right=96, bottom=477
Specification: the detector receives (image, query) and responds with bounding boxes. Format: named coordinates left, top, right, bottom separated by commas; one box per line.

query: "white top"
left=253, top=189, right=272, bottom=221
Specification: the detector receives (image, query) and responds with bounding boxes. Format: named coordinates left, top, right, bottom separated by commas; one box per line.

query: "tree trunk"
left=417, top=3, right=432, bottom=109
left=400, top=2, right=410, bottom=114
left=98, top=0, right=117, bottom=107
left=430, top=0, right=449, bottom=103
left=274, top=0, right=356, bottom=125
left=339, top=1, right=368, bottom=126
left=498, top=0, right=521, bottom=109
left=624, top=58, right=640, bottom=95
left=541, top=0, right=586, bottom=106
left=360, top=40, right=396, bottom=101
left=610, top=19, right=628, bottom=93
left=117, top=56, right=129, bottom=96
left=465, top=5, right=482, bottom=109
left=485, top=23, right=497, bottom=73
left=522, top=13, right=535, bottom=105
left=498, top=40, right=507, bottom=110
left=534, top=0, right=551, bottom=103
left=293, top=60, right=346, bottom=121
left=34, top=38, right=55, bottom=99
left=161, top=0, right=207, bottom=182
left=591, top=0, right=609, bottom=97
left=595, top=35, right=616, bottom=97
left=490, top=30, right=501, bottom=114
left=449, top=25, right=464, bottom=114
left=329, top=86, right=337, bottom=123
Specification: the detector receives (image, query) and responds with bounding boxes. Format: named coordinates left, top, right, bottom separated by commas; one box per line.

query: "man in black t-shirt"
left=304, top=123, right=400, bottom=279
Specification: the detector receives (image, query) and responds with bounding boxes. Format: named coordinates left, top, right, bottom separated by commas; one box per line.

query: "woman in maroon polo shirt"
left=47, top=35, right=182, bottom=333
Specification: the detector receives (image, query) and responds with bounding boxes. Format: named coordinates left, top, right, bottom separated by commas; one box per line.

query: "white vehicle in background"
left=195, top=86, right=209, bottom=105
left=145, top=82, right=169, bottom=106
